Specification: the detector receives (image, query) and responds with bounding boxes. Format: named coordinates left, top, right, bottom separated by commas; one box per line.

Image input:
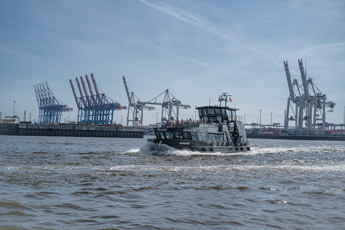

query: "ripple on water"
left=0, top=226, right=28, bottom=230
left=55, top=203, right=96, bottom=212
left=0, top=201, right=31, bottom=210
left=1, top=136, right=345, bottom=229
left=0, top=211, right=35, bottom=217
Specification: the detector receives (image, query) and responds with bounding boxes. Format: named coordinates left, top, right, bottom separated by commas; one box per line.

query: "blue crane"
left=70, top=74, right=126, bottom=124
left=34, top=82, right=72, bottom=124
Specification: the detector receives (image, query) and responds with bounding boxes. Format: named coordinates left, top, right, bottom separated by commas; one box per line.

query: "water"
left=0, top=135, right=344, bottom=229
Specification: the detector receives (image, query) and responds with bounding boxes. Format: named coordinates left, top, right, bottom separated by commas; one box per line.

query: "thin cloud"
left=307, top=40, right=345, bottom=52
left=138, top=0, right=233, bottom=42
left=139, top=0, right=285, bottom=68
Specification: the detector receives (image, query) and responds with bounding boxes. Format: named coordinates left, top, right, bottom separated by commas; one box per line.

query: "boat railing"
left=160, top=122, right=200, bottom=129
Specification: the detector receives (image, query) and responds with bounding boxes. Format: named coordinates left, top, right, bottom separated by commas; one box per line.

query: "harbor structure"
left=122, top=76, right=190, bottom=126
left=246, top=59, right=343, bottom=141
left=34, top=82, right=72, bottom=124
left=283, top=59, right=335, bottom=132
left=0, top=123, right=143, bottom=138
left=70, top=74, right=126, bottom=124
left=122, top=76, right=155, bottom=126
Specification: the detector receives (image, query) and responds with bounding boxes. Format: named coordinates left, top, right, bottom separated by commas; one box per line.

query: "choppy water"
left=0, top=135, right=344, bottom=230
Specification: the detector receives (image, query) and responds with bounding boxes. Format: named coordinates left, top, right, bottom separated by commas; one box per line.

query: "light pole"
left=270, top=111, right=272, bottom=125
left=343, top=106, right=345, bottom=124
left=259, top=109, right=262, bottom=128
left=13, top=100, right=16, bottom=117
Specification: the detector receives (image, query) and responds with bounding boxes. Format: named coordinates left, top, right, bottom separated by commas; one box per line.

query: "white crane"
left=122, top=76, right=190, bottom=126
left=284, top=59, right=335, bottom=132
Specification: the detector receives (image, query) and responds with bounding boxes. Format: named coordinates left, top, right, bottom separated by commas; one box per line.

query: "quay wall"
left=0, top=123, right=144, bottom=138
left=247, top=133, right=345, bottom=141
left=0, top=123, right=19, bottom=135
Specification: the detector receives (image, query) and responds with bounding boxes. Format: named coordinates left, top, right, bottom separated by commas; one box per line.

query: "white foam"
left=137, top=142, right=237, bottom=156
left=124, top=148, right=140, bottom=154
left=106, top=162, right=345, bottom=173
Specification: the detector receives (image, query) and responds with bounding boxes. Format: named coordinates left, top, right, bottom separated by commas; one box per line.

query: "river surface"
left=0, top=135, right=344, bottom=229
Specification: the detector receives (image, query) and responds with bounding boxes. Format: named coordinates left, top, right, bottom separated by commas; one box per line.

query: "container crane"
left=122, top=76, right=190, bottom=126
left=145, top=89, right=191, bottom=122
left=34, top=82, right=72, bottom=124
left=70, top=74, right=126, bottom=124
left=283, top=59, right=335, bottom=132
left=122, top=76, right=155, bottom=126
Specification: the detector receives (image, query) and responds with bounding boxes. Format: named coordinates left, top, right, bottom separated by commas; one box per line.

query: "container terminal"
left=0, top=61, right=344, bottom=140
left=246, top=59, right=345, bottom=141
left=0, top=73, right=191, bottom=138
left=0, top=74, right=144, bottom=138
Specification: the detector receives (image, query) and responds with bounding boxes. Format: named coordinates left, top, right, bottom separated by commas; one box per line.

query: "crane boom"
left=45, top=82, right=53, bottom=102
left=91, top=73, right=103, bottom=106
left=122, top=76, right=132, bottom=105
left=76, top=77, right=87, bottom=108
left=85, top=75, right=98, bottom=107
left=40, top=83, right=49, bottom=106
left=33, top=85, right=41, bottom=106
left=69, top=79, right=80, bottom=108
left=298, top=59, right=309, bottom=98
left=284, top=60, right=295, bottom=101
left=80, top=76, right=92, bottom=107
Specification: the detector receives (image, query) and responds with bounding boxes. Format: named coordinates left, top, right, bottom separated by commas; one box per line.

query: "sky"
left=0, top=0, right=344, bottom=125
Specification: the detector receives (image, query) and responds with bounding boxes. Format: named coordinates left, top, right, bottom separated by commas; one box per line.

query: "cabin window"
left=202, top=132, right=209, bottom=141
left=191, top=132, right=198, bottom=141
left=164, top=131, right=173, bottom=139
left=183, top=132, right=192, bottom=140
left=215, top=108, right=221, bottom=116
left=207, top=133, right=225, bottom=146
left=215, top=133, right=224, bottom=142
left=174, top=131, right=184, bottom=139
left=227, top=110, right=236, bottom=121
left=207, top=108, right=215, bottom=116
left=198, top=109, right=204, bottom=117
left=222, top=109, right=228, bottom=121
left=207, top=134, right=216, bottom=143
left=197, top=132, right=204, bottom=141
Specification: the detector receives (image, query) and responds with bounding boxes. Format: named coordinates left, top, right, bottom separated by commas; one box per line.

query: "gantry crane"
left=122, top=76, right=155, bottom=126
left=70, top=74, right=126, bottom=124
left=34, top=82, right=72, bottom=124
left=284, top=59, right=335, bottom=132
left=122, top=76, right=190, bottom=126
left=145, top=89, right=191, bottom=122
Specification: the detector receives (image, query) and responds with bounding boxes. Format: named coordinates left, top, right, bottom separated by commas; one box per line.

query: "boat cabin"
left=196, top=106, right=238, bottom=123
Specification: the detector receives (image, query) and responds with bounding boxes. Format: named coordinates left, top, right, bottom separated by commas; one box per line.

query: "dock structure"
left=70, top=74, right=126, bottom=125
left=34, top=82, right=72, bottom=124
left=0, top=123, right=144, bottom=138
left=122, top=76, right=190, bottom=126
left=283, top=59, right=335, bottom=132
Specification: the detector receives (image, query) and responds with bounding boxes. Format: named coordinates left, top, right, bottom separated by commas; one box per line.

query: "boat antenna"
left=219, top=92, right=232, bottom=107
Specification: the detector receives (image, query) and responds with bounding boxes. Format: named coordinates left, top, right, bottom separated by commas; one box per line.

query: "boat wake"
left=138, top=142, right=236, bottom=156
left=122, top=140, right=345, bottom=157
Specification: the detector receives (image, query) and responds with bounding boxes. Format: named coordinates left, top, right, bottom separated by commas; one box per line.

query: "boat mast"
left=218, top=92, right=232, bottom=107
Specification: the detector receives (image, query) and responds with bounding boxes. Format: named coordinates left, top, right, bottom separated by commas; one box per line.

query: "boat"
left=148, top=94, right=250, bottom=153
